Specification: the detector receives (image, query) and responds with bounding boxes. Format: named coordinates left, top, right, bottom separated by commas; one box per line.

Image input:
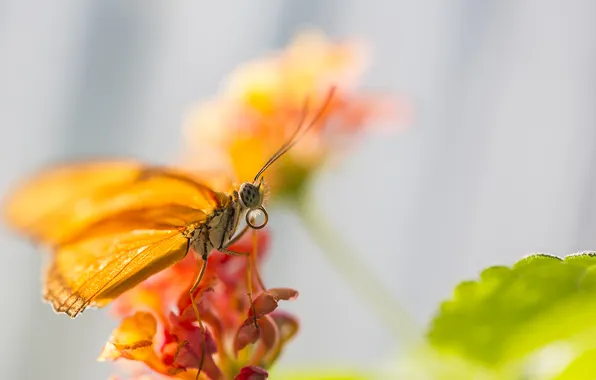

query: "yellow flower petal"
left=98, top=311, right=168, bottom=374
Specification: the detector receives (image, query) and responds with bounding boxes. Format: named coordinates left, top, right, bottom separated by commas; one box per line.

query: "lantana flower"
left=99, top=231, right=299, bottom=380
left=182, top=30, right=404, bottom=200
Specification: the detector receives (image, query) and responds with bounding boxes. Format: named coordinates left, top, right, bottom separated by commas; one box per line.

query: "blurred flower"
left=100, top=230, right=300, bottom=380
left=182, top=30, right=407, bottom=200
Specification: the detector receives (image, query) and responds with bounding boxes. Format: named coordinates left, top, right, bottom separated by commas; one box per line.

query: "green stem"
left=293, top=187, right=421, bottom=346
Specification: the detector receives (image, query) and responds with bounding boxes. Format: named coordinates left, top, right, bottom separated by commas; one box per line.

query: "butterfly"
left=3, top=86, right=336, bottom=320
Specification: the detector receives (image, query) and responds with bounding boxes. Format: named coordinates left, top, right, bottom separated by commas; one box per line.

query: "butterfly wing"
left=3, top=160, right=226, bottom=245
left=44, top=205, right=207, bottom=317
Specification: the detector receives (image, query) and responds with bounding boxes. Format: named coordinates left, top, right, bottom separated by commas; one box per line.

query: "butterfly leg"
left=245, top=229, right=260, bottom=329
left=189, top=259, right=208, bottom=380
left=219, top=233, right=262, bottom=331
left=221, top=221, right=265, bottom=291
left=249, top=228, right=266, bottom=291
left=218, top=245, right=261, bottom=326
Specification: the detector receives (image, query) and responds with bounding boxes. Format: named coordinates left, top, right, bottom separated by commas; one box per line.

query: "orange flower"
left=182, top=30, right=405, bottom=199
left=100, top=230, right=299, bottom=380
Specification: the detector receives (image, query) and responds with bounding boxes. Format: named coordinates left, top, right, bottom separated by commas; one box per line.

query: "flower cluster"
left=100, top=231, right=299, bottom=379
left=182, top=30, right=403, bottom=199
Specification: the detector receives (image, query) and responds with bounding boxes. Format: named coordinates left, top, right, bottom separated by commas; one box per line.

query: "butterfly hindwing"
left=43, top=204, right=207, bottom=317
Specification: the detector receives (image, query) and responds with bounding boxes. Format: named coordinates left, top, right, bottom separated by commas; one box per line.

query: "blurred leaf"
left=553, top=347, right=596, bottom=380
left=272, top=368, right=369, bottom=380
left=425, top=252, right=596, bottom=378
left=394, top=345, right=503, bottom=380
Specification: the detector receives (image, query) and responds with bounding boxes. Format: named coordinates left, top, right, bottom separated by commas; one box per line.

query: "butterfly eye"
left=239, top=182, right=261, bottom=209
left=246, top=207, right=268, bottom=229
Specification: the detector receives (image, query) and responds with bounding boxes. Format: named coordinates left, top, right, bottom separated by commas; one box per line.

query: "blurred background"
left=1, top=1, right=596, bottom=379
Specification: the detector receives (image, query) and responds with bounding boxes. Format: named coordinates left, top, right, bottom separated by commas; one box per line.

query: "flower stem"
left=294, top=187, right=421, bottom=347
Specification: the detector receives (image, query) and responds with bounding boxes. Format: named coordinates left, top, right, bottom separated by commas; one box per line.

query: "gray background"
left=1, top=1, right=596, bottom=379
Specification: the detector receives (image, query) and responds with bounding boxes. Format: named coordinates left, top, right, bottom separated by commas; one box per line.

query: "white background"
left=1, top=1, right=596, bottom=379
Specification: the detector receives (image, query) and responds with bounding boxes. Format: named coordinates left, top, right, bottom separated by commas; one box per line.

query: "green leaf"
left=427, top=252, right=596, bottom=377
left=271, top=367, right=369, bottom=380
left=553, top=347, right=596, bottom=380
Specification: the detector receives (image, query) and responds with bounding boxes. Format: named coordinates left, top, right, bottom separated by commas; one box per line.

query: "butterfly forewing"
left=3, top=160, right=224, bottom=245
left=4, top=161, right=142, bottom=235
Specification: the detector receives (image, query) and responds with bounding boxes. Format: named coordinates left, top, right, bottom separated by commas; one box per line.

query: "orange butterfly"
left=3, top=87, right=335, bottom=320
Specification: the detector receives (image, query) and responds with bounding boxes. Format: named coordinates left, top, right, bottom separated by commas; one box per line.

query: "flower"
left=182, top=30, right=406, bottom=200
left=99, top=230, right=300, bottom=379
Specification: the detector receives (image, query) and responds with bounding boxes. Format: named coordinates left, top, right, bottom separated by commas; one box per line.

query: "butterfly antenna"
left=253, top=97, right=311, bottom=181
left=253, top=85, right=337, bottom=182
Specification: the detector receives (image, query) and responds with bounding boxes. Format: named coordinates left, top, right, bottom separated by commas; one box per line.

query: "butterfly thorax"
left=189, top=191, right=244, bottom=261
left=187, top=179, right=267, bottom=260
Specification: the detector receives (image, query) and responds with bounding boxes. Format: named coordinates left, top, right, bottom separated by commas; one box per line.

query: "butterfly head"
left=239, top=177, right=268, bottom=229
